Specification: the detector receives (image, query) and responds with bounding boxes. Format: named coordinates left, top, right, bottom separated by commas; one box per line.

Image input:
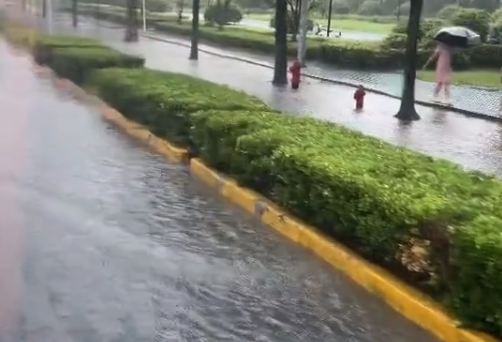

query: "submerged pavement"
left=56, top=11, right=501, bottom=118
left=0, top=32, right=442, bottom=341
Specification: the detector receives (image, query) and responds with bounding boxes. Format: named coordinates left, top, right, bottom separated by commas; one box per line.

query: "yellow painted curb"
left=189, top=158, right=500, bottom=342
left=35, top=66, right=190, bottom=164
left=99, top=106, right=190, bottom=164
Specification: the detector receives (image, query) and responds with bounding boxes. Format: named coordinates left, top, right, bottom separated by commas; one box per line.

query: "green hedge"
left=45, top=47, right=144, bottom=85
left=14, top=29, right=502, bottom=338
left=74, top=6, right=502, bottom=70
left=75, top=7, right=403, bottom=69
left=29, top=34, right=145, bottom=84
left=87, top=68, right=502, bottom=338
left=88, top=68, right=268, bottom=146
left=32, top=34, right=104, bottom=65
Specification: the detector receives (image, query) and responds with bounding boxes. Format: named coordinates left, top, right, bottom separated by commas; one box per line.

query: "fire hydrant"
left=289, top=60, right=301, bottom=89
left=354, top=85, right=366, bottom=110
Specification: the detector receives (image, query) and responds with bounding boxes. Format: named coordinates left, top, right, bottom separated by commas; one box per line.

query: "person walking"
left=424, top=42, right=453, bottom=105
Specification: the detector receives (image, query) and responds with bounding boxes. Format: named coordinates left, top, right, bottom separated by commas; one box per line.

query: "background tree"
left=72, top=0, right=78, bottom=27
left=266, top=0, right=319, bottom=41
left=272, top=0, right=288, bottom=85
left=177, top=0, right=185, bottom=24
left=395, top=0, right=423, bottom=121
left=190, top=0, right=200, bottom=59
left=450, top=8, right=490, bottom=41
left=124, top=0, right=139, bottom=42
left=204, top=0, right=243, bottom=28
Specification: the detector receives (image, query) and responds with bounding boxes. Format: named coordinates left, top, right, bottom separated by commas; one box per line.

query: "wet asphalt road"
left=0, top=31, right=442, bottom=341
left=37, top=14, right=502, bottom=179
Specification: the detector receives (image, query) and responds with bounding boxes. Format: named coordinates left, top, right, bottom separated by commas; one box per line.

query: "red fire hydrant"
left=289, top=60, right=301, bottom=89
left=354, top=85, right=366, bottom=110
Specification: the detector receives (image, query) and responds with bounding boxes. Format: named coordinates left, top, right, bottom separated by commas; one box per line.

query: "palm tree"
left=124, top=0, right=139, bottom=42
left=394, top=0, right=423, bottom=121
left=71, top=0, right=78, bottom=27
left=272, top=0, right=288, bottom=86
left=189, top=0, right=200, bottom=59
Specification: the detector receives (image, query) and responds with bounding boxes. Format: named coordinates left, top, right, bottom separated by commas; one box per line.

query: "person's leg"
left=433, top=82, right=443, bottom=100
left=444, top=82, right=451, bottom=103
left=499, top=90, right=502, bottom=114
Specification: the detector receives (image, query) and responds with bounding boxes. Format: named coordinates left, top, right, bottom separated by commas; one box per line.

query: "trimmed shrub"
left=437, top=4, right=463, bottom=20
left=450, top=8, right=490, bottom=43
left=47, top=48, right=144, bottom=85
left=204, top=2, right=243, bottom=25
left=357, top=0, right=384, bottom=16
left=331, top=0, right=351, bottom=15
left=381, top=33, right=407, bottom=49
left=76, top=0, right=169, bottom=12
left=88, top=68, right=268, bottom=146
left=491, top=7, right=502, bottom=23
left=32, top=34, right=104, bottom=65
left=394, top=1, right=409, bottom=16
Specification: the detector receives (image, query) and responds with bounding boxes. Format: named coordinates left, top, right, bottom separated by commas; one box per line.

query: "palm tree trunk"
left=124, top=0, right=139, bottom=42
left=394, top=0, right=423, bottom=121
left=72, top=0, right=78, bottom=27
left=189, top=0, right=200, bottom=60
left=273, top=0, right=288, bottom=86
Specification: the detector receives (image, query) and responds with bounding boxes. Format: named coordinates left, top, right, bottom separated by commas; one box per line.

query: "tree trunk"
left=177, top=0, right=184, bottom=24
left=124, top=0, right=139, bottom=42
left=290, top=0, right=300, bottom=41
left=394, top=0, right=423, bottom=121
left=189, top=0, right=200, bottom=60
left=42, top=0, right=47, bottom=18
left=273, top=0, right=288, bottom=86
left=72, top=0, right=78, bottom=27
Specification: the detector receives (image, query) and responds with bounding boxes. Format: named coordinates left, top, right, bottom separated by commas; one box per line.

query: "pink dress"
left=435, top=43, right=452, bottom=84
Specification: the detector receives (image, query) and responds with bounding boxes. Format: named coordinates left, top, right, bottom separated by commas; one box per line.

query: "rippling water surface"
left=0, top=38, right=440, bottom=341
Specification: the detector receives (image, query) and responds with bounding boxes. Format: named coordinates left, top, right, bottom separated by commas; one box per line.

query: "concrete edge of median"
left=143, top=33, right=502, bottom=123
left=29, top=53, right=499, bottom=342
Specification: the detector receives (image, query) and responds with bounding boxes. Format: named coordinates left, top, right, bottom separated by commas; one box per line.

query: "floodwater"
left=0, top=32, right=441, bottom=341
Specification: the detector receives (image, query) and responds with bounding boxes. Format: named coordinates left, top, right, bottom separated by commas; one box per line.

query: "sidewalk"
left=58, top=11, right=501, bottom=118
left=142, top=30, right=501, bottom=119
left=22, top=13, right=502, bottom=179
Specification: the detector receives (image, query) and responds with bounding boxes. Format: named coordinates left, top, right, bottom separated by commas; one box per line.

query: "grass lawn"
left=417, top=70, right=501, bottom=89
left=245, top=13, right=395, bottom=34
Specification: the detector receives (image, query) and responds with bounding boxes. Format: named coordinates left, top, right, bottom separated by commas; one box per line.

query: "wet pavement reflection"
left=57, top=11, right=500, bottom=117
left=0, top=37, right=441, bottom=341
left=43, top=14, right=502, bottom=179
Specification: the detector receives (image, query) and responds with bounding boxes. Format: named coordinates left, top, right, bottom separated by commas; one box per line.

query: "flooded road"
left=0, top=36, right=441, bottom=341
left=39, top=14, right=502, bottom=179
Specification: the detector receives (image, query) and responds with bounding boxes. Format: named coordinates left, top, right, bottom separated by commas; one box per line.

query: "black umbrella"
left=434, top=26, right=481, bottom=48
